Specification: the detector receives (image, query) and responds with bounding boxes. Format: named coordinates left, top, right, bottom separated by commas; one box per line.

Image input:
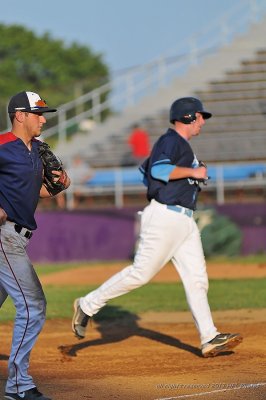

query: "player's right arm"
left=169, top=165, right=207, bottom=181
left=150, top=162, right=208, bottom=183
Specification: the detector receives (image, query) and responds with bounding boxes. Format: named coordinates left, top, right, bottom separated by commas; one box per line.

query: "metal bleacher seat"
left=92, top=46, right=266, bottom=168
left=83, top=163, right=266, bottom=191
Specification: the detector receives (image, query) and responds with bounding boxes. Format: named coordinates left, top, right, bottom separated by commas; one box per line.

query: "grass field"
left=1, top=257, right=266, bottom=400
left=33, top=254, right=266, bottom=273
left=0, top=255, right=265, bottom=321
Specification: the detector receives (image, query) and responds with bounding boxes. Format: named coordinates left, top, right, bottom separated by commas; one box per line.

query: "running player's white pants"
left=80, top=199, right=219, bottom=344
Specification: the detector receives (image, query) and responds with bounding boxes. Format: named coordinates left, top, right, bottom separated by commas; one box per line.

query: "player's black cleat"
left=4, top=387, right=52, bottom=400
left=201, top=333, right=243, bottom=357
left=72, top=298, right=90, bottom=339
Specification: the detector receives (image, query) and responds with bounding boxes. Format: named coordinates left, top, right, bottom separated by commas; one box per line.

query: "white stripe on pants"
left=80, top=199, right=218, bottom=344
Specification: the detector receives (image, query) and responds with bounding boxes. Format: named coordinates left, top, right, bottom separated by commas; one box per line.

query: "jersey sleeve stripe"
left=151, top=164, right=176, bottom=182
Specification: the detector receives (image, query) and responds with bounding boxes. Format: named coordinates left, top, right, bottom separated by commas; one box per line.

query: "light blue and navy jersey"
left=140, top=128, right=201, bottom=210
left=0, top=132, right=43, bottom=230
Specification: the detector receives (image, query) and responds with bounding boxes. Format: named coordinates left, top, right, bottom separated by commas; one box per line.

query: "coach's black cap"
left=8, top=91, right=57, bottom=114
left=170, top=97, right=212, bottom=124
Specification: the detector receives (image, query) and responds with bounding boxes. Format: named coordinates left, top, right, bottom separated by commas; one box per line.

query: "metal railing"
left=33, top=0, right=266, bottom=148
left=65, top=175, right=266, bottom=209
left=64, top=162, right=266, bottom=209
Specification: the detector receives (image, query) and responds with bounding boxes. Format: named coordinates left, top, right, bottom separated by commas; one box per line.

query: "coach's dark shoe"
left=201, top=333, right=243, bottom=357
left=72, top=298, right=90, bottom=339
left=5, top=387, right=52, bottom=400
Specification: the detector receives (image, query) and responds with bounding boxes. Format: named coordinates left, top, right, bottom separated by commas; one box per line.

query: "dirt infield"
left=40, top=260, right=266, bottom=285
left=0, top=262, right=265, bottom=400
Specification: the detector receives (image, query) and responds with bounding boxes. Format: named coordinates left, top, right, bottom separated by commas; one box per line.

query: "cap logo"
left=35, top=99, right=48, bottom=108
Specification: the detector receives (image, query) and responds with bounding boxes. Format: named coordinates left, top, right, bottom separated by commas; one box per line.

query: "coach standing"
left=0, top=91, right=70, bottom=400
left=72, top=97, right=243, bottom=358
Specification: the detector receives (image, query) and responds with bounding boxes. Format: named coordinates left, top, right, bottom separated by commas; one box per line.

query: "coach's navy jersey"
left=0, top=132, right=43, bottom=230
left=140, top=128, right=201, bottom=210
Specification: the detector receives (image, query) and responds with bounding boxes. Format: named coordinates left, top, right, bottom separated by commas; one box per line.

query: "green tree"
left=0, top=24, right=110, bottom=131
left=198, top=209, right=242, bottom=258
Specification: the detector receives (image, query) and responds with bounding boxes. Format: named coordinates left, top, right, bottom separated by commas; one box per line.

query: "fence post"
left=58, top=108, right=67, bottom=147
left=216, top=165, right=225, bottom=204
left=114, top=168, right=124, bottom=208
left=92, top=89, right=101, bottom=123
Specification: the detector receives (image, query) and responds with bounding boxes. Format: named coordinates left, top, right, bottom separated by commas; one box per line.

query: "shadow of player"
left=59, top=306, right=233, bottom=359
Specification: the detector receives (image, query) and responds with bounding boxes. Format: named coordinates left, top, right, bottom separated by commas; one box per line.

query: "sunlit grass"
left=1, top=278, right=265, bottom=322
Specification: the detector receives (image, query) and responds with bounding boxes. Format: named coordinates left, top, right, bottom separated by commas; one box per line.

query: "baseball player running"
left=0, top=91, right=70, bottom=400
left=72, top=97, right=243, bottom=357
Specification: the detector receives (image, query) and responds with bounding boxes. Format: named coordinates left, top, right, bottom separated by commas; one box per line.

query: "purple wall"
left=28, top=204, right=266, bottom=262
left=28, top=209, right=136, bottom=262
left=215, top=203, right=266, bottom=255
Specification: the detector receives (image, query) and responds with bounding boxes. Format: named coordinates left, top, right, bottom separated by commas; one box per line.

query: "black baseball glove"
left=198, top=160, right=210, bottom=185
left=38, top=142, right=67, bottom=196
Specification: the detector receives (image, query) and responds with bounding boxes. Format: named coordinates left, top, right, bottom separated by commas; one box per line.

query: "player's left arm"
left=40, top=170, right=71, bottom=198
left=38, top=141, right=71, bottom=198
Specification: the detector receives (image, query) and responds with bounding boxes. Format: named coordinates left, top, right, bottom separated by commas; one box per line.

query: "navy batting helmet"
left=169, top=97, right=212, bottom=124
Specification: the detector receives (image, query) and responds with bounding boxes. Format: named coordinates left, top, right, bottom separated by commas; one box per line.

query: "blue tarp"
left=85, top=163, right=266, bottom=187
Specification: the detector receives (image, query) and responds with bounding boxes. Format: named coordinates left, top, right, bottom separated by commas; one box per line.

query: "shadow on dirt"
left=59, top=305, right=234, bottom=359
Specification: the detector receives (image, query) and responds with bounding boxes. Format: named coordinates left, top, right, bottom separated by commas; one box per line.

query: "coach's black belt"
left=14, top=224, right=33, bottom=239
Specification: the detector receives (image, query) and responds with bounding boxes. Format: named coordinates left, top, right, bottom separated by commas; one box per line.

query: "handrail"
left=65, top=161, right=266, bottom=208
left=2, top=0, right=266, bottom=146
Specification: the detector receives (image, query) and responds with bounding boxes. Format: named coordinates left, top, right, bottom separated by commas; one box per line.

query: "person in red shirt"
left=127, top=123, right=151, bottom=165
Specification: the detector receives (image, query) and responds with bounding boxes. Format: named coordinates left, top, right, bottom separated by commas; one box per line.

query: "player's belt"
left=14, top=224, right=33, bottom=239
left=6, top=220, right=33, bottom=239
left=166, top=205, right=193, bottom=218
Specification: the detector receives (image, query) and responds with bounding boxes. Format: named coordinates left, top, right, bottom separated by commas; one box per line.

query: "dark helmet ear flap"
left=177, top=113, right=197, bottom=124
left=169, top=97, right=212, bottom=124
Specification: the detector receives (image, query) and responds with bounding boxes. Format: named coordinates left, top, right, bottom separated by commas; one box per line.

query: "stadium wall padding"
left=27, top=204, right=266, bottom=262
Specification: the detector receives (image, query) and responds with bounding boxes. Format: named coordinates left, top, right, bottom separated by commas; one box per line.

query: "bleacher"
left=36, top=5, right=266, bottom=209
left=67, top=45, right=266, bottom=208
left=86, top=48, right=266, bottom=168
left=194, top=49, right=266, bottom=159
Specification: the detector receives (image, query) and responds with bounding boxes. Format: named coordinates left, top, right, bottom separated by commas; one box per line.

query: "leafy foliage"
left=199, top=209, right=242, bottom=258
left=0, top=24, right=109, bottom=130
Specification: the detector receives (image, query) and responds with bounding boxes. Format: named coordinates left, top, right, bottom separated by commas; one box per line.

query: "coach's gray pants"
left=0, top=222, right=46, bottom=394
